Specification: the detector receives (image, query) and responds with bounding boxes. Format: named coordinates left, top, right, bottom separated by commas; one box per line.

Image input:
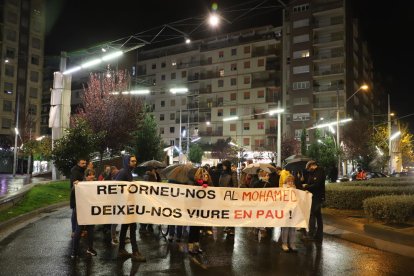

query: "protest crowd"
left=70, top=156, right=325, bottom=262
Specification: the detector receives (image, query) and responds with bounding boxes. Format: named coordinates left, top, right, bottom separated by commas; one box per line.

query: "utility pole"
left=336, top=80, right=341, bottom=178
left=388, top=94, right=392, bottom=174
left=277, top=101, right=282, bottom=167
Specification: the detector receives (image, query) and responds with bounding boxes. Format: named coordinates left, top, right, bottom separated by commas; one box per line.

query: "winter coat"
left=115, top=155, right=134, bottom=181
left=70, top=164, right=85, bottom=209
left=306, top=166, right=326, bottom=201
left=219, top=170, right=238, bottom=187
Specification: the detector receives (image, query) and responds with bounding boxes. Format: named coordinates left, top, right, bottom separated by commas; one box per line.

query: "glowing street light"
left=208, top=13, right=220, bottom=27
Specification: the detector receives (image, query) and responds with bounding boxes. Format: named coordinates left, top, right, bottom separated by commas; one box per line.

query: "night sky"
left=44, top=0, right=414, bottom=130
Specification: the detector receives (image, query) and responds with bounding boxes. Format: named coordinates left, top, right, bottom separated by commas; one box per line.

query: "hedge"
left=363, top=195, right=414, bottom=223
left=338, top=180, right=414, bottom=187
left=324, top=185, right=414, bottom=209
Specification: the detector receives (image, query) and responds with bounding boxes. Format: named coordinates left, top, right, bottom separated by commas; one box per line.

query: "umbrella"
left=243, top=163, right=277, bottom=174
left=285, top=154, right=311, bottom=164
left=160, top=164, right=182, bottom=177
left=163, top=164, right=196, bottom=184
left=138, top=160, right=166, bottom=168
left=284, top=161, right=309, bottom=173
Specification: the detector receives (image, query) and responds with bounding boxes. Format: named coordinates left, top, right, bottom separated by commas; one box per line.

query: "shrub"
left=324, top=185, right=414, bottom=209
left=363, top=195, right=414, bottom=223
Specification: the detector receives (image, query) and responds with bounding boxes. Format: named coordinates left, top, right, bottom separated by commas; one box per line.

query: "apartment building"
left=134, top=26, right=283, bottom=153
left=283, top=0, right=377, bottom=142
left=0, top=0, right=45, bottom=145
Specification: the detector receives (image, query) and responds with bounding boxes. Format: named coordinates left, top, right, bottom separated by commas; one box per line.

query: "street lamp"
left=336, top=83, right=369, bottom=177
left=12, top=127, right=19, bottom=177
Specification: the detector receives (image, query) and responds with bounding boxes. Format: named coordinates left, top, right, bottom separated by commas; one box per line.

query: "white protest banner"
left=75, top=181, right=312, bottom=228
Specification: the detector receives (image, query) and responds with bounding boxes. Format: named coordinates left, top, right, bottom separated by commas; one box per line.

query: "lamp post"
left=336, top=83, right=368, bottom=177
left=388, top=94, right=392, bottom=173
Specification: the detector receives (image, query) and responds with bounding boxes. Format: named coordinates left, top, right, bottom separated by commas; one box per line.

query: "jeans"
left=71, top=208, right=76, bottom=233
left=119, top=223, right=138, bottom=252
left=309, top=199, right=323, bottom=239
left=188, top=226, right=201, bottom=243
left=111, top=224, right=118, bottom=238
left=169, top=225, right=184, bottom=239
left=72, top=208, right=95, bottom=254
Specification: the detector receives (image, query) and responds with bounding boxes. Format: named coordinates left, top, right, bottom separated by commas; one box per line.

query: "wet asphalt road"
left=0, top=208, right=413, bottom=276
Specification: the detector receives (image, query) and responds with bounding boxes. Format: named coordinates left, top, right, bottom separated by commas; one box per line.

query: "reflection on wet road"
left=0, top=208, right=413, bottom=275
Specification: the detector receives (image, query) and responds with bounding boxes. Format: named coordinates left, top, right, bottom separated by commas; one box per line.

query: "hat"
left=305, top=160, right=317, bottom=170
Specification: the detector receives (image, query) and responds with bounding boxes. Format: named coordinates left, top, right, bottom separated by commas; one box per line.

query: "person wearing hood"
left=115, top=155, right=146, bottom=262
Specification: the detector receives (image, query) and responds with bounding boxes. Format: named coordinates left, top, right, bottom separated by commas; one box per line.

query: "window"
left=29, top=104, right=37, bottom=115
left=4, top=82, right=13, bottom=94
left=292, top=81, right=310, bottom=90
left=231, top=48, right=237, bottom=56
left=219, top=51, right=224, bottom=58
left=5, top=65, right=14, bottom=77
left=2, top=118, right=12, bottom=129
left=151, top=64, right=156, bottom=69
left=6, top=29, right=17, bottom=41
left=32, top=37, right=41, bottom=49
left=257, top=122, right=264, bottom=130
left=160, top=100, right=165, bottom=107
left=170, top=99, right=176, bottom=106
left=3, top=100, right=12, bottom=112
left=31, top=55, right=40, bottom=65
left=230, top=124, right=236, bottom=131
left=255, top=139, right=265, bottom=147
left=258, top=59, right=264, bottom=67
left=231, top=63, right=237, bottom=71
left=170, top=113, right=175, bottom=120
left=160, top=127, right=164, bottom=134
left=293, top=65, right=310, bottom=74
left=181, top=71, right=187, bottom=78
left=231, top=78, right=237, bottom=86
left=170, top=127, right=175, bottom=133
left=293, top=97, right=309, bottom=105
left=161, top=75, right=165, bottom=81
left=244, top=46, right=251, bottom=54
left=243, top=138, right=250, bottom=146
left=218, top=79, right=224, bottom=87
left=217, top=109, right=223, bottom=116
left=244, top=61, right=250, bottom=69
left=257, top=90, right=264, bottom=98
left=7, top=11, right=18, bottom=24
left=230, top=108, right=237, bottom=116
left=161, top=62, right=166, bottom=68
left=293, top=4, right=309, bottom=13
left=171, top=72, right=176, bottom=79
left=293, top=50, right=310, bottom=59
left=293, top=34, right=309, bottom=43
left=30, top=71, right=39, bottom=82
left=244, top=91, right=250, bottom=100
left=170, top=140, right=175, bottom=146
left=230, top=93, right=237, bottom=101
left=29, top=87, right=38, bottom=98
left=244, top=76, right=250, bottom=84
left=160, top=114, right=165, bottom=121
left=219, top=69, right=224, bottom=77
left=293, top=18, right=309, bottom=28
left=6, top=48, right=15, bottom=59
left=244, top=123, right=250, bottom=131
left=181, top=98, right=186, bottom=105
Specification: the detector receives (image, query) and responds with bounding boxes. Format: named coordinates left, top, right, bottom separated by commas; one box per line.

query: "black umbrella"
left=138, top=160, right=166, bottom=168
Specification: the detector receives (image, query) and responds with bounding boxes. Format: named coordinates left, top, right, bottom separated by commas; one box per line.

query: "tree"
left=281, top=135, right=300, bottom=161
left=76, top=70, right=144, bottom=169
left=211, top=138, right=238, bottom=162
left=188, top=143, right=204, bottom=164
left=51, top=118, right=102, bottom=177
left=131, top=111, right=164, bottom=163
left=307, top=131, right=338, bottom=171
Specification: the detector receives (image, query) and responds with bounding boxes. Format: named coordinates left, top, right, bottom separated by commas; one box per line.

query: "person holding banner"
left=303, top=160, right=326, bottom=242
left=70, top=158, right=97, bottom=258
left=115, top=155, right=146, bottom=262
left=281, top=175, right=298, bottom=252
left=219, top=160, right=238, bottom=236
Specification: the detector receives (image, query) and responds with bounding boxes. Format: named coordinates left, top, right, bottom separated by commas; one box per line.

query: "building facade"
left=135, top=26, right=283, bottom=154
left=0, top=0, right=45, bottom=146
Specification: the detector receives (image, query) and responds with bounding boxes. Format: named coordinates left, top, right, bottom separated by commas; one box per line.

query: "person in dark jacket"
left=140, top=167, right=161, bottom=233
left=219, top=160, right=238, bottom=235
left=115, top=155, right=146, bottom=262
left=303, top=160, right=326, bottom=242
left=70, top=158, right=97, bottom=258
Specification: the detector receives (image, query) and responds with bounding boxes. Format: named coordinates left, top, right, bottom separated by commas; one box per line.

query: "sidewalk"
left=322, top=208, right=414, bottom=258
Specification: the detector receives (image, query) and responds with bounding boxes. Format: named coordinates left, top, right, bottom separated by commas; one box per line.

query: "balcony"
left=251, top=48, right=280, bottom=58
left=199, top=87, right=212, bottom=94
left=265, top=128, right=277, bottom=135
left=313, top=68, right=344, bottom=77
left=177, top=60, right=200, bottom=69
left=200, top=71, right=221, bottom=80
left=313, top=85, right=344, bottom=92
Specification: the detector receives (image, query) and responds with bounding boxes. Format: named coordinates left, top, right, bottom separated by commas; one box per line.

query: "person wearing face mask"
left=302, top=160, right=326, bottom=242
